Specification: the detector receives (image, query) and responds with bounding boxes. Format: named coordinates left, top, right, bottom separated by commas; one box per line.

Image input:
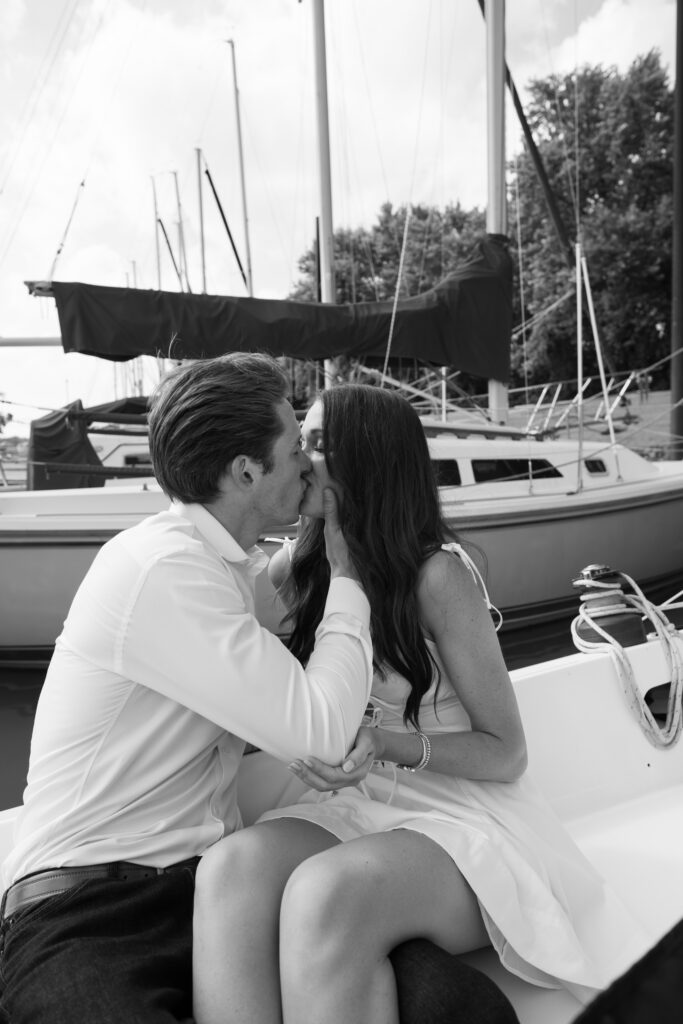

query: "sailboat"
left=1, top=1, right=683, bottom=662
left=1, top=3, right=683, bottom=1019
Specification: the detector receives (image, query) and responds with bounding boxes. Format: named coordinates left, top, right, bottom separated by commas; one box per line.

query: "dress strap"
left=263, top=536, right=296, bottom=561
left=441, top=542, right=503, bottom=632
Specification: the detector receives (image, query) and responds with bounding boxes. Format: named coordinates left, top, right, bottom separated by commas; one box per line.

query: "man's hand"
left=288, top=727, right=384, bottom=792
left=323, top=487, right=359, bottom=582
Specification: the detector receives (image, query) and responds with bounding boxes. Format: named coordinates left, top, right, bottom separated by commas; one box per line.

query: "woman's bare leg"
left=192, top=818, right=339, bottom=1024
left=279, top=829, right=489, bottom=1024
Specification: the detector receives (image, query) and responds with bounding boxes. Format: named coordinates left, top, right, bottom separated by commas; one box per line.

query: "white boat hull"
left=0, top=485, right=291, bottom=658
left=446, top=478, right=683, bottom=627
left=3, top=430, right=683, bottom=659
left=2, top=455, right=683, bottom=659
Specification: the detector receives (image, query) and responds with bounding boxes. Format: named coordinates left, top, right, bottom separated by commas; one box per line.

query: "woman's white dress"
left=258, top=546, right=652, bottom=1001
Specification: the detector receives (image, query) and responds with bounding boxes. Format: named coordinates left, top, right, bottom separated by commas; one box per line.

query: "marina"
left=2, top=585, right=683, bottom=1023
left=1, top=0, right=681, bottom=1019
left=2, top=386, right=683, bottom=662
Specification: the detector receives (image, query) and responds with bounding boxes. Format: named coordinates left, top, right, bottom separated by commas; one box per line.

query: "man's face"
left=253, top=400, right=311, bottom=527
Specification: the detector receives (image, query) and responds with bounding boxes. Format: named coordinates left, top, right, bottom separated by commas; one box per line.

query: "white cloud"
left=0, top=0, right=25, bottom=41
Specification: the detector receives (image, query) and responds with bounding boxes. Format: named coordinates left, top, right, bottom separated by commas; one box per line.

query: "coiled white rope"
left=571, top=573, right=683, bottom=748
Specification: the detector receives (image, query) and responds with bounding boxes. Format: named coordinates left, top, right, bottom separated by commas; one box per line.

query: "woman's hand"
left=323, top=488, right=359, bottom=583
left=288, top=726, right=384, bottom=792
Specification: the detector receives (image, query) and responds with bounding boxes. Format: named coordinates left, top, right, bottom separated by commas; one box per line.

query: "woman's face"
left=298, top=400, right=340, bottom=518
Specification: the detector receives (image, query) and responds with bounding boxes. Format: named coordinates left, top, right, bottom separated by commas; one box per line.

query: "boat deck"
left=1, top=635, right=682, bottom=1022
left=463, top=780, right=683, bottom=1022
left=234, top=635, right=683, bottom=1022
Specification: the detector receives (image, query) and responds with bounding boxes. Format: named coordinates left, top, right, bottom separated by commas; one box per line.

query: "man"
left=0, top=353, right=516, bottom=1024
left=0, top=353, right=373, bottom=1023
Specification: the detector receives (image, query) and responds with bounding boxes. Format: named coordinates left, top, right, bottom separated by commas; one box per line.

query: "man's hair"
left=148, top=353, right=289, bottom=503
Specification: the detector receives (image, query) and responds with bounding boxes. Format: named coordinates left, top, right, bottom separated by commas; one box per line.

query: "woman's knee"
left=281, top=846, right=382, bottom=945
left=195, top=825, right=284, bottom=911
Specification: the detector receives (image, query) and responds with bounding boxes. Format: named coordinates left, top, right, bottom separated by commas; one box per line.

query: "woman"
left=192, top=385, right=649, bottom=1024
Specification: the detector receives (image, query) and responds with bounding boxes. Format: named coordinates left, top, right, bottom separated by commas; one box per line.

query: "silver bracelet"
left=397, top=730, right=431, bottom=773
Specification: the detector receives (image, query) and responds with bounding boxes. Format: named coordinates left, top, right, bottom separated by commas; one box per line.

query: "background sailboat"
left=1, top=0, right=682, bottom=665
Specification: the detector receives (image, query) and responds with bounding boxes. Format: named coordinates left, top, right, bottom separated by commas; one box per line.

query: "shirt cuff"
left=324, top=576, right=371, bottom=626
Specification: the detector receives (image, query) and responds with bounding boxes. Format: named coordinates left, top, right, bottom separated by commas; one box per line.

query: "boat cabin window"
left=431, top=459, right=461, bottom=486
left=124, top=454, right=153, bottom=467
left=471, top=458, right=563, bottom=483
left=584, top=459, right=608, bottom=474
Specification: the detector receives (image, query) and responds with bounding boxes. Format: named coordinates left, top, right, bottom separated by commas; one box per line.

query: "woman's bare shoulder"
left=268, top=544, right=292, bottom=589
left=417, top=546, right=479, bottom=601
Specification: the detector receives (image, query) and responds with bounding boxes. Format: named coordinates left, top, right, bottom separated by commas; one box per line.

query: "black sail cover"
left=52, top=234, right=512, bottom=382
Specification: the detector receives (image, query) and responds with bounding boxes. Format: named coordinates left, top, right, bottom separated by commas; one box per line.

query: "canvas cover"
left=51, top=234, right=512, bottom=382
left=27, top=398, right=150, bottom=489
left=27, top=400, right=105, bottom=489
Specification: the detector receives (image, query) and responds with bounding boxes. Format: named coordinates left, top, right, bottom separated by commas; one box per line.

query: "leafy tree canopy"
left=510, top=50, right=673, bottom=385
left=289, top=51, right=673, bottom=394
left=289, top=201, right=486, bottom=305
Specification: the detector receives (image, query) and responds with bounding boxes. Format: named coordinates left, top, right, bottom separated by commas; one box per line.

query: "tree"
left=287, top=202, right=487, bottom=396
left=289, top=201, right=486, bottom=305
left=288, top=53, right=673, bottom=396
left=510, top=51, right=673, bottom=386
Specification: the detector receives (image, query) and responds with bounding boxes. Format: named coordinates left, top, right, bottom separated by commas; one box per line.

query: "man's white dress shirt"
left=2, top=502, right=372, bottom=887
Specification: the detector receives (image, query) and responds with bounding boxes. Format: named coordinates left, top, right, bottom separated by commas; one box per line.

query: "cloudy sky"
left=0, top=0, right=677, bottom=431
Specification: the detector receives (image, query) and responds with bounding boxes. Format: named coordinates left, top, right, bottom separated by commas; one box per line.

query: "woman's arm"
left=290, top=549, right=527, bottom=790
left=388, top=549, right=527, bottom=782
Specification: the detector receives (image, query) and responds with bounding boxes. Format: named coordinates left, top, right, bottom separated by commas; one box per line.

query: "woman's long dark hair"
left=281, top=384, right=458, bottom=729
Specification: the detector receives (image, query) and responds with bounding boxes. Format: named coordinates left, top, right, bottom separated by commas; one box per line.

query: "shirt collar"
left=169, top=500, right=269, bottom=578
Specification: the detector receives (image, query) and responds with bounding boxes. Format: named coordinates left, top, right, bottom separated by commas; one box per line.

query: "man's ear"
left=229, top=455, right=261, bottom=490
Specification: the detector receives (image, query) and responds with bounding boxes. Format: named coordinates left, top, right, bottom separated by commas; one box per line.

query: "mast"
left=476, top=0, right=573, bottom=269
left=671, top=0, right=683, bottom=457
left=485, top=0, right=509, bottom=424
left=151, top=176, right=165, bottom=380
left=312, top=0, right=336, bottom=388
left=228, top=40, right=254, bottom=296
left=196, top=148, right=207, bottom=294
left=151, top=176, right=162, bottom=290
left=172, top=171, right=190, bottom=292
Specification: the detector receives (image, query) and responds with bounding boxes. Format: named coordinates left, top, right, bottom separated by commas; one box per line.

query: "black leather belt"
left=1, top=857, right=199, bottom=922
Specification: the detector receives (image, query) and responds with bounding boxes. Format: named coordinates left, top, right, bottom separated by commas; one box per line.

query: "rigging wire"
left=350, top=1, right=391, bottom=206
left=405, top=0, right=434, bottom=216
left=536, top=0, right=579, bottom=235
left=0, top=0, right=117, bottom=273
left=513, top=154, right=529, bottom=400
left=274, top=14, right=316, bottom=296
left=426, top=0, right=463, bottom=291
left=46, top=179, right=86, bottom=281
left=157, top=217, right=183, bottom=290
left=329, top=2, right=385, bottom=301
left=381, top=0, right=438, bottom=374
left=573, top=0, right=581, bottom=245
left=0, top=0, right=82, bottom=196
left=511, top=290, right=573, bottom=340
left=203, top=160, right=248, bottom=292
left=326, top=5, right=356, bottom=295
left=381, top=205, right=411, bottom=381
